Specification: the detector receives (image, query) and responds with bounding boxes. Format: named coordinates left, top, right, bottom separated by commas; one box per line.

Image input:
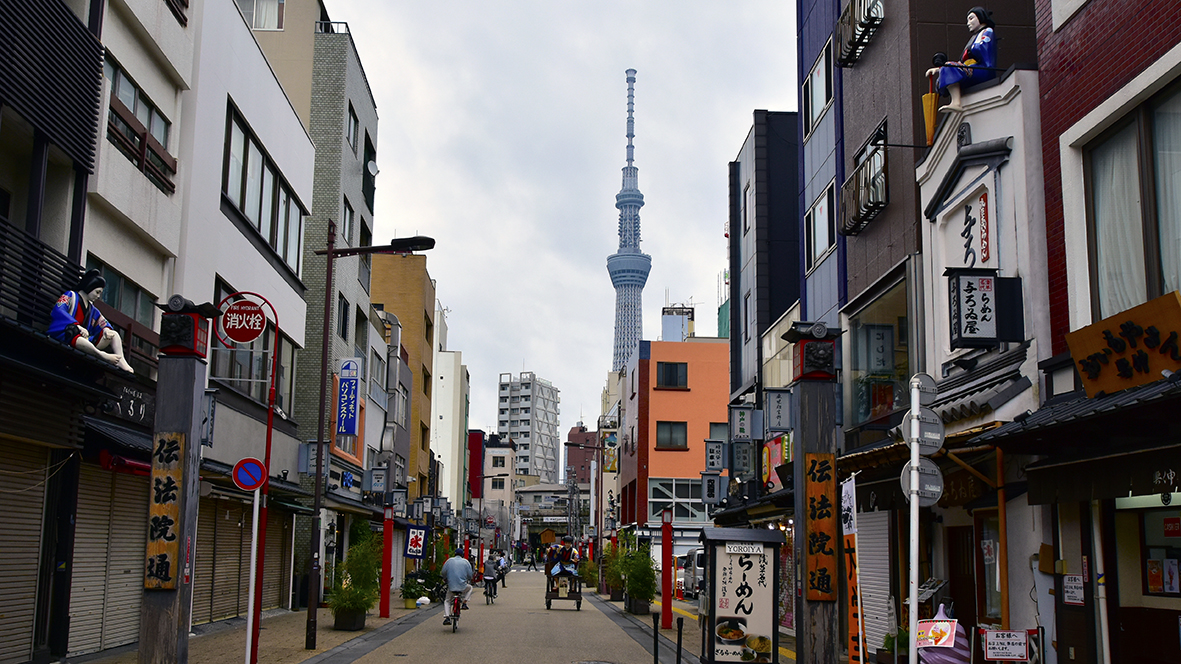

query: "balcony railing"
left=839, top=145, right=888, bottom=236
left=835, top=0, right=884, bottom=67
left=107, top=96, right=177, bottom=194
left=315, top=21, right=349, bottom=34
left=0, top=216, right=81, bottom=328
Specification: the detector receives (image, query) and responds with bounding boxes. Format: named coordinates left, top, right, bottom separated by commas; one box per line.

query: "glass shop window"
left=849, top=279, right=909, bottom=424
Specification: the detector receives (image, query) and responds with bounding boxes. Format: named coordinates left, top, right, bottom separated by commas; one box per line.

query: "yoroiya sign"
left=1066, top=291, right=1181, bottom=398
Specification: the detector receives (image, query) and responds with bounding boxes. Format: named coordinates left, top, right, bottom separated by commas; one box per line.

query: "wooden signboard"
left=1066, top=291, right=1181, bottom=398
left=146, top=432, right=184, bottom=589
left=805, top=453, right=838, bottom=601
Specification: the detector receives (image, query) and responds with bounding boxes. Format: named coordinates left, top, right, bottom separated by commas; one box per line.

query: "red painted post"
left=380, top=506, right=393, bottom=617
left=662, top=509, right=673, bottom=630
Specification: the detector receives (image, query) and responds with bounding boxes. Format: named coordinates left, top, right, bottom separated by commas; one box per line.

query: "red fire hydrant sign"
left=223, top=300, right=265, bottom=344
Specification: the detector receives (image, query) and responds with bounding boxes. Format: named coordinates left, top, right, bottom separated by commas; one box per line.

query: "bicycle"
left=450, top=591, right=463, bottom=632
left=484, top=575, right=497, bottom=604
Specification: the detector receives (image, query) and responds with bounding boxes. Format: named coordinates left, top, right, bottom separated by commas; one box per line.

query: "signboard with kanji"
left=1065, top=291, right=1181, bottom=398
left=337, top=359, right=360, bottom=436
left=146, top=432, right=184, bottom=590
left=404, top=525, right=428, bottom=559
left=981, top=629, right=1030, bottom=661
left=222, top=300, right=266, bottom=344
left=705, top=440, right=725, bottom=471
left=841, top=476, right=864, bottom=664
left=764, top=388, right=791, bottom=432
left=730, top=406, right=753, bottom=442
left=949, top=271, right=996, bottom=345
left=708, top=537, right=779, bottom=662
left=701, top=471, right=723, bottom=504
left=804, top=453, right=838, bottom=601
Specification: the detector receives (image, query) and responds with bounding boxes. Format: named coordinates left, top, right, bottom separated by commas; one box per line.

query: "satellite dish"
left=367, top=160, right=380, bottom=177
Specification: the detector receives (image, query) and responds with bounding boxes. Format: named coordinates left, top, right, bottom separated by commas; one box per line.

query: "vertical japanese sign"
left=730, top=406, right=753, bottom=442
left=841, top=476, right=864, bottom=664
left=404, top=525, right=428, bottom=559
left=764, top=388, right=791, bottom=432
left=337, top=359, right=360, bottom=436
left=805, top=453, right=838, bottom=601
left=146, top=432, right=184, bottom=589
left=713, top=542, right=775, bottom=662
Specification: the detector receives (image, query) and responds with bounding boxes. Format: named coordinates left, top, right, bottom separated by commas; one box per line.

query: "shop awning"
left=970, top=375, right=1181, bottom=503
left=84, top=416, right=152, bottom=453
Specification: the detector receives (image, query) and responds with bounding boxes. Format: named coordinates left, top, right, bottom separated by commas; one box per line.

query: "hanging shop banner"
left=841, top=476, right=864, bottom=664
left=337, top=358, right=360, bottom=436
left=404, top=525, right=429, bottom=559
left=712, top=544, right=775, bottom=662
left=146, top=432, right=184, bottom=590
left=762, top=435, right=785, bottom=488
left=1065, top=291, right=1181, bottom=398
left=805, top=453, right=838, bottom=601
left=600, top=430, right=619, bottom=473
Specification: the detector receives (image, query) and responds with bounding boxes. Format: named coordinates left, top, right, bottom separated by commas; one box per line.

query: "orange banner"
left=845, top=532, right=864, bottom=663
left=146, top=432, right=184, bottom=590
left=804, top=453, right=837, bottom=601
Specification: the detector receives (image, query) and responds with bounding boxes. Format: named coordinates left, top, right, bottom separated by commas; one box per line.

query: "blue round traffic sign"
left=233, top=457, right=267, bottom=491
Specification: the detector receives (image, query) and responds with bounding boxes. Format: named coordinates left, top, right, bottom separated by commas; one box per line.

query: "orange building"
left=618, top=338, right=729, bottom=543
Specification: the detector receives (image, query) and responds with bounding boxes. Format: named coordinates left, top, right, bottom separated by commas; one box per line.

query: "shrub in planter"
left=327, top=532, right=381, bottom=630
left=602, top=543, right=625, bottom=594
left=399, top=577, right=427, bottom=609
left=623, top=545, right=657, bottom=613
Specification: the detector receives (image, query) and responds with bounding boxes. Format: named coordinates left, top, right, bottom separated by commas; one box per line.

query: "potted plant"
left=623, top=546, right=657, bottom=615
left=399, top=577, right=427, bottom=610
left=328, top=533, right=381, bottom=630
left=602, top=543, right=625, bottom=601
left=878, top=627, right=909, bottom=664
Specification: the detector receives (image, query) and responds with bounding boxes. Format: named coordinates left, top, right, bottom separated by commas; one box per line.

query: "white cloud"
left=333, top=0, right=797, bottom=435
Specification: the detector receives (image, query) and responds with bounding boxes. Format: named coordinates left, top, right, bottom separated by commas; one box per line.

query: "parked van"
left=684, top=547, right=706, bottom=599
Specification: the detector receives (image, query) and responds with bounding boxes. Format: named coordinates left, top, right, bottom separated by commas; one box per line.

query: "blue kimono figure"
left=929, top=7, right=997, bottom=111
left=48, top=269, right=133, bottom=371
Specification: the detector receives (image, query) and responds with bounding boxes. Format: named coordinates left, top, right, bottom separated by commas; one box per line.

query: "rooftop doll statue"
left=926, top=7, right=997, bottom=112
left=49, top=269, right=134, bottom=372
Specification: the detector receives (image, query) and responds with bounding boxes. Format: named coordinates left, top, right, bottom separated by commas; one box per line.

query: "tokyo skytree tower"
left=607, top=69, right=652, bottom=370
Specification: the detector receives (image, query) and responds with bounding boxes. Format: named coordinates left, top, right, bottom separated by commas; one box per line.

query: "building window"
left=336, top=432, right=357, bottom=456
left=103, top=58, right=176, bottom=194
left=362, top=133, right=376, bottom=213
left=337, top=294, right=348, bottom=340
left=803, top=41, right=833, bottom=137
left=1087, top=83, right=1181, bottom=319
left=394, top=384, right=409, bottom=427
left=222, top=105, right=305, bottom=274
left=493, top=456, right=506, bottom=468
left=394, top=454, right=406, bottom=486
left=346, top=103, right=359, bottom=153
left=491, top=478, right=505, bottom=490
left=235, top=0, right=285, bottom=30
left=422, top=366, right=431, bottom=397
left=710, top=422, right=728, bottom=441
left=742, top=183, right=751, bottom=235
left=342, top=199, right=355, bottom=246
left=85, top=256, right=156, bottom=328
left=806, top=183, right=836, bottom=271
left=656, top=421, right=688, bottom=449
left=648, top=478, right=707, bottom=523
left=850, top=279, right=909, bottom=425
left=369, top=350, right=387, bottom=410
left=1137, top=507, right=1181, bottom=597
left=655, top=362, right=688, bottom=388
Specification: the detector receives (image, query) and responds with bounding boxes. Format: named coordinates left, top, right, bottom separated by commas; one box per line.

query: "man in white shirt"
left=441, top=548, right=474, bottom=625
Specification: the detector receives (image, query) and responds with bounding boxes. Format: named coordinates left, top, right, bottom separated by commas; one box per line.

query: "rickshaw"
left=545, top=567, right=582, bottom=610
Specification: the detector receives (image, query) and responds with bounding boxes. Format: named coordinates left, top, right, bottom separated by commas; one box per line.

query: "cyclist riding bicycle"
left=441, top=548, right=474, bottom=626
left=483, top=553, right=499, bottom=599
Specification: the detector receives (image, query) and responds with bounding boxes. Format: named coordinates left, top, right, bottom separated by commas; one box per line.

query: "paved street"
left=72, top=567, right=769, bottom=664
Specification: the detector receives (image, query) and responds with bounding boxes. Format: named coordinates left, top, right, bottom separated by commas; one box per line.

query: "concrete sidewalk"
left=67, top=604, right=420, bottom=664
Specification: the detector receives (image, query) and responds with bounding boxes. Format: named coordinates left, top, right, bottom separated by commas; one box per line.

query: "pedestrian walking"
left=525, top=550, right=537, bottom=571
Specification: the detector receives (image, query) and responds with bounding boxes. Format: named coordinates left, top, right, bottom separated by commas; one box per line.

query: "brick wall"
left=1037, top=0, right=1181, bottom=353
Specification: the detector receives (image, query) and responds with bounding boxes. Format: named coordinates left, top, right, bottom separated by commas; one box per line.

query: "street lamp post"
left=305, top=222, right=434, bottom=650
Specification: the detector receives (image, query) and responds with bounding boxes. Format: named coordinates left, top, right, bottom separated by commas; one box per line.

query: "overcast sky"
left=333, top=0, right=798, bottom=441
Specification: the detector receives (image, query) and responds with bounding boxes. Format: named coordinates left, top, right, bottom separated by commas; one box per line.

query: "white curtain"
left=255, top=0, right=280, bottom=29
left=1154, top=89, right=1181, bottom=297
left=1092, top=122, right=1146, bottom=317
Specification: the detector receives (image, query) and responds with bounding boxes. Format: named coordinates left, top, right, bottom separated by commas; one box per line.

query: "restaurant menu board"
left=713, top=542, right=776, bottom=662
